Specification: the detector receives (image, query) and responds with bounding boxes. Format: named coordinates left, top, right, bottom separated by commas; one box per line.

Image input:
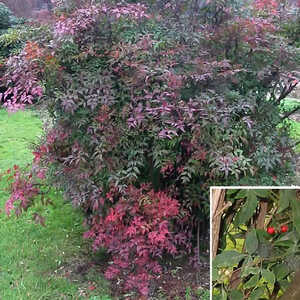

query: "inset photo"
left=211, top=187, right=300, bottom=300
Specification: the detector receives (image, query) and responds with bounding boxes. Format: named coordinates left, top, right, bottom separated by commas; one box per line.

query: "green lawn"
left=0, top=109, right=111, bottom=300
left=290, top=120, right=300, bottom=152
left=0, top=109, right=43, bottom=171
left=282, top=98, right=300, bottom=152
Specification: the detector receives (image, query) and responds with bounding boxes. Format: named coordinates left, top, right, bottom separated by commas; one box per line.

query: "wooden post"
left=212, top=188, right=226, bottom=259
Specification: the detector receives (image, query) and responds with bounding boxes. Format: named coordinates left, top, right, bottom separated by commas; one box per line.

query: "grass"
left=282, top=98, right=300, bottom=152
left=0, top=109, right=112, bottom=300
left=0, top=109, right=43, bottom=171
left=290, top=120, right=300, bottom=152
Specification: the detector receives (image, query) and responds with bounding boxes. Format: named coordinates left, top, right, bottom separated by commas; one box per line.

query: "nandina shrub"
left=4, top=166, right=39, bottom=216
left=3, top=165, right=49, bottom=227
left=84, top=185, right=191, bottom=295
left=1, top=0, right=300, bottom=297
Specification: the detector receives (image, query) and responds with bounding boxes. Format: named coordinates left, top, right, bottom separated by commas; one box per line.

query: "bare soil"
left=54, top=250, right=210, bottom=300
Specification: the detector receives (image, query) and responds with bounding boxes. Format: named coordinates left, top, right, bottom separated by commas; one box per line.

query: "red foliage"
left=0, top=41, right=44, bottom=111
left=5, top=168, right=40, bottom=216
left=84, top=185, right=191, bottom=296
left=254, top=0, right=279, bottom=15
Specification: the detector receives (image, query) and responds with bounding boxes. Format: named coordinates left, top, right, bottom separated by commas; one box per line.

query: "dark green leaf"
left=273, top=238, right=294, bottom=248
left=249, top=287, right=264, bottom=300
left=245, top=229, right=258, bottom=255
left=286, top=255, right=300, bottom=271
left=261, top=269, right=275, bottom=286
left=213, top=251, right=246, bottom=268
left=242, top=267, right=260, bottom=277
left=291, top=197, right=300, bottom=234
left=234, top=190, right=259, bottom=226
left=212, top=266, right=219, bottom=281
left=243, top=274, right=260, bottom=289
left=278, top=190, right=294, bottom=213
left=235, top=189, right=247, bottom=199
left=213, top=288, right=228, bottom=300
left=272, top=264, right=290, bottom=280
left=213, top=295, right=223, bottom=300
left=279, top=279, right=290, bottom=291
left=227, top=189, right=240, bottom=196
left=254, top=190, right=270, bottom=197
left=256, top=230, right=272, bottom=258
left=229, top=289, right=243, bottom=300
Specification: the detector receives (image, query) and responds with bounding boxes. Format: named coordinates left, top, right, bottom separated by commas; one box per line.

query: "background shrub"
left=0, top=3, right=13, bottom=31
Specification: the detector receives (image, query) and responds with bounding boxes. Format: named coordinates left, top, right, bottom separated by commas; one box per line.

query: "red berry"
left=281, top=225, right=288, bottom=233
left=267, top=227, right=275, bottom=235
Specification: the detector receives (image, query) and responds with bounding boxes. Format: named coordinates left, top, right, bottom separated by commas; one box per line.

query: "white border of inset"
left=209, top=186, right=300, bottom=300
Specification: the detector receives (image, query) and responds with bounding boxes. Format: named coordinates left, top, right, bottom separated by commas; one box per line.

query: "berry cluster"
left=267, top=225, right=288, bottom=235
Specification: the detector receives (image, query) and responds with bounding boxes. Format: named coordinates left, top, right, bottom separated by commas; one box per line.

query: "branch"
left=275, top=82, right=298, bottom=105
left=293, top=140, right=300, bottom=148
left=280, top=106, right=300, bottom=121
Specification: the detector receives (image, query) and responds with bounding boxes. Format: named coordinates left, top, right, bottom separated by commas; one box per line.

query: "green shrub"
left=0, top=3, right=13, bottom=31
left=280, top=6, right=300, bottom=47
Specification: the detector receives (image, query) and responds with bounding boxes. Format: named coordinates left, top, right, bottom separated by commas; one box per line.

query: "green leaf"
left=212, top=266, right=219, bottom=281
left=243, top=274, right=260, bottom=289
left=235, top=189, right=269, bottom=200
left=212, top=294, right=224, bottom=300
left=227, top=232, right=237, bottom=249
left=286, top=255, right=300, bottom=271
left=291, top=196, right=300, bottom=234
left=241, top=267, right=260, bottom=277
left=234, top=190, right=259, bottom=226
left=249, top=287, right=264, bottom=300
left=256, top=241, right=272, bottom=258
left=245, top=229, right=258, bottom=255
left=261, top=269, right=275, bottom=286
left=221, top=288, right=228, bottom=300
left=213, top=251, right=247, bottom=268
left=278, top=279, right=290, bottom=291
left=227, top=189, right=240, bottom=196
left=235, top=189, right=247, bottom=199
left=256, top=230, right=272, bottom=258
left=273, top=239, right=294, bottom=248
left=278, top=190, right=294, bottom=213
left=254, top=190, right=270, bottom=197
left=256, top=228, right=269, bottom=241
left=272, top=264, right=290, bottom=280
left=229, top=289, right=243, bottom=300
